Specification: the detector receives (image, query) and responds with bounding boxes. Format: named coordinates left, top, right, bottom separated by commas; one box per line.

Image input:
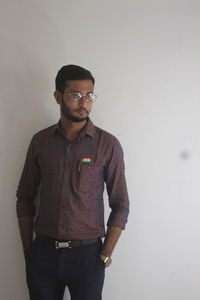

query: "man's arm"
left=18, top=216, right=33, bottom=251
left=102, top=138, right=129, bottom=261
left=100, top=226, right=122, bottom=257
left=16, top=136, right=40, bottom=251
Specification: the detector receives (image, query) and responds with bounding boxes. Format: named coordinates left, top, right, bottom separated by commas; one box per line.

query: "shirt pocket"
left=78, top=163, right=104, bottom=194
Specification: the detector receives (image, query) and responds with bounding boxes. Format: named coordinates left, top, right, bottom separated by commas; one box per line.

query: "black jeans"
left=24, top=237, right=105, bottom=300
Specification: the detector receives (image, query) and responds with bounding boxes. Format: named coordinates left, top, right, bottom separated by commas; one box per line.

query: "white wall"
left=1, top=0, right=200, bottom=299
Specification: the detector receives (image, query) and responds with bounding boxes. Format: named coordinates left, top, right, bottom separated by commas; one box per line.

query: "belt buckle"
left=55, top=241, right=72, bottom=249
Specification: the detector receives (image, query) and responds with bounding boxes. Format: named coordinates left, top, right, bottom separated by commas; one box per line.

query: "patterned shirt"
left=16, top=118, right=129, bottom=240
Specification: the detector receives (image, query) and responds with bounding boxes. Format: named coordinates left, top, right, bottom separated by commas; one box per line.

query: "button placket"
left=58, top=142, right=73, bottom=234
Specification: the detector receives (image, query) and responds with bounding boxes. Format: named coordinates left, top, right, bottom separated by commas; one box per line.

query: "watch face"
left=104, top=257, right=110, bottom=263
left=105, top=257, right=112, bottom=267
left=100, top=255, right=112, bottom=267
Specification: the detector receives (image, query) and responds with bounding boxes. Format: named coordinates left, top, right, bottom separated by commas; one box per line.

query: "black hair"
left=55, top=64, right=95, bottom=92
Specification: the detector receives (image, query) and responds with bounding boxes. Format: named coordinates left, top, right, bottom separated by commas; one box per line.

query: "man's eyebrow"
left=69, top=90, right=93, bottom=93
left=71, top=90, right=81, bottom=93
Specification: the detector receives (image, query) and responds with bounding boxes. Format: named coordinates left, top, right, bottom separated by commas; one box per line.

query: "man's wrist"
left=100, top=254, right=112, bottom=267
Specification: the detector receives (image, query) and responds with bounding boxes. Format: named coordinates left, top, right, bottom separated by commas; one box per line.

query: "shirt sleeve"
left=105, top=139, right=129, bottom=229
left=16, top=136, right=41, bottom=217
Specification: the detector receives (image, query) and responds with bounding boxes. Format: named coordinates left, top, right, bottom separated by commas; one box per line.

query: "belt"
left=36, top=234, right=101, bottom=249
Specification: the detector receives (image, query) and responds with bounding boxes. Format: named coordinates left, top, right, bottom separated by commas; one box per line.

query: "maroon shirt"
left=16, top=118, right=129, bottom=240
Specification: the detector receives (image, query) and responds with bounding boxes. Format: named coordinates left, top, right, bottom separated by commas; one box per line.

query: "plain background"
left=1, top=0, right=200, bottom=299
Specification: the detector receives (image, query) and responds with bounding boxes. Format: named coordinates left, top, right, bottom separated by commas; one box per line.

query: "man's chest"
left=36, top=136, right=108, bottom=194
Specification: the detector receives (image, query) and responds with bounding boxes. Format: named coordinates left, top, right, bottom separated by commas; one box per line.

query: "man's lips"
left=75, top=109, right=88, bottom=114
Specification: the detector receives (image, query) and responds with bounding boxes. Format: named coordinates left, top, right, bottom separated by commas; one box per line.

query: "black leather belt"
left=36, top=234, right=101, bottom=249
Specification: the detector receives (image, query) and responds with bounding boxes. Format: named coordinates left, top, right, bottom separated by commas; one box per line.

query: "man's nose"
left=78, top=96, right=88, bottom=105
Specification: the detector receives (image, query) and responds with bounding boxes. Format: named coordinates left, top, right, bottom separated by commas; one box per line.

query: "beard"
left=61, top=98, right=90, bottom=123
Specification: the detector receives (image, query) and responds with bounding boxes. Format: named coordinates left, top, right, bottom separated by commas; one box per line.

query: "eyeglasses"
left=64, top=92, right=97, bottom=103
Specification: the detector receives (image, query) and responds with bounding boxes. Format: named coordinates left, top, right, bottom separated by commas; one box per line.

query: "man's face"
left=59, top=80, right=94, bottom=123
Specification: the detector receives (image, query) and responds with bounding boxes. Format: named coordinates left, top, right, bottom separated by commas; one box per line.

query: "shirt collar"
left=53, top=118, right=96, bottom=138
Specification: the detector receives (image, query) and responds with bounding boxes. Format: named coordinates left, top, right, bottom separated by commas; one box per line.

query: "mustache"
left=74, top=108, right=89, bottom=113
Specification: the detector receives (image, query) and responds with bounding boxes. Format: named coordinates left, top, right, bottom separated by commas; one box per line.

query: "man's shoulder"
left=32, top=123, right=57, bottom=140
left=94, top=125, right=121, bottom=146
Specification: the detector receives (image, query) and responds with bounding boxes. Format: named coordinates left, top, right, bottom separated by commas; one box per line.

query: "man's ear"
left=54, top=91, right=62, bottom=105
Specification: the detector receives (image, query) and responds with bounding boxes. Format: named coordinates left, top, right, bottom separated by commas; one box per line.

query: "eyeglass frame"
left=63, top=91, right=97, bottom=103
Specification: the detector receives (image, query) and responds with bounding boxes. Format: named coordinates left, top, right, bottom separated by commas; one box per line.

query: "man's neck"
left=60, top=116, right=87, bottom=140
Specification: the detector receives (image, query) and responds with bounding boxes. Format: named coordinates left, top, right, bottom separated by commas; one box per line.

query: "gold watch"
left=100, top=254, right=112, bottom=267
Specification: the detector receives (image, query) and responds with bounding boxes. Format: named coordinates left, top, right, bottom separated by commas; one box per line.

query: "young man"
left=16, top=65, right=129, bottom=300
